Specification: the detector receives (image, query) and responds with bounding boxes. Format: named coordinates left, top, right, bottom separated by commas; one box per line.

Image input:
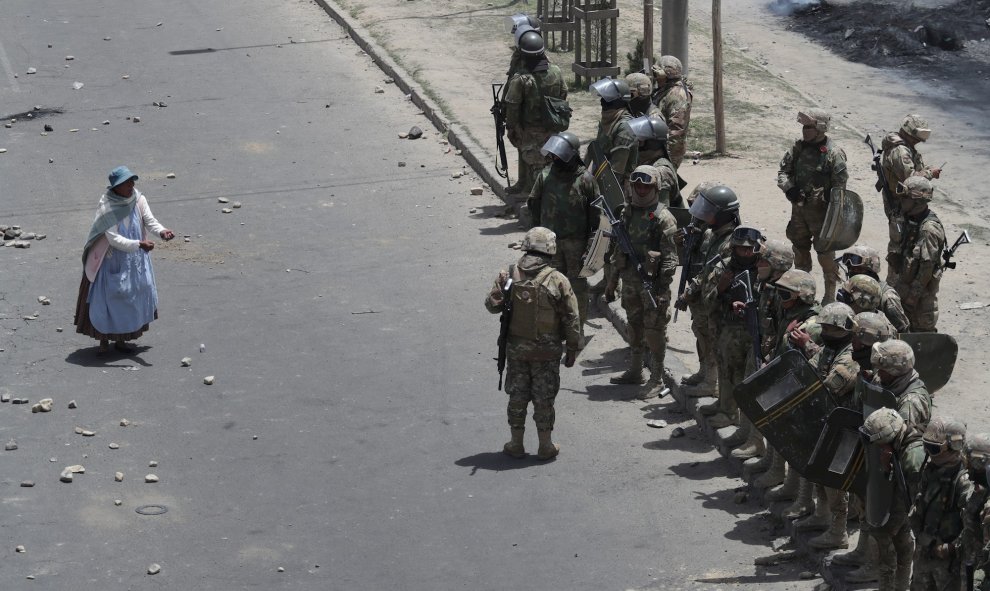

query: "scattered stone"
left=183, top=237, right=191, bottom=242
left=470, top=187, right=484, bottom=195
left=114, top=499, right=122, bottom=506
left=204, top=375, right=215, bottom=385
left=132, top=117, right=141, bottom=123
left=166, top=172, right=176, bottom=179
left=21, top=232, right=36, bottom=240
left=670, top=426, right=686, bottom=438
left=6, top=439, right=17, bottom=451
left=20, top=481, right=34, bottom=487
left=451, top=171, right=464, bottom=179
left=104, top=37, right=111, bottom=41
left=67, top=400, right=77, bottom=409
left=407, top=126, right=423, bottom=139
left=200, top=344, right=206, bottom=352
left=56, top=327, right=63, bottom=332
left=103, top=120, right=110, bottom=125
left=119, top=418, right=130, bottom=426
left=218, top=197, right=229, bottom=203
left=26, top=575, right=35, bottom=580
left=114, top=472, right=124, bottom=482
left=44, top=124, right=53, bottom=132
left=374, top=86, right=385, bottom=94
left=65, top=55, right=75, bottom=61
left=69, top=129, right=79, bottom=133
left=37, top=398, right=53, bottom=412
left=229, top=201, right=242, bottom=209
left=398, top=132, right=408, bottom=139
left=67, top=465, right=85, bottom=473
left=16, top=545, right=25, bottom=553
left=221, top=208, right=232, bottom=214
left=13, top=241, right=31, bottom=249
left=38, top=296, right=50, bottom=305
left=646, top=419, right=668, bottom=429
left=252, top=435, right=259, bottom=440
left=397, top=161, right=406, bottom=167
left=26, top=67, right=37, bottom=74
left=181, top=357, right=192, bottom=367
left=60, top=471, right=73, bottom=483
left=149, top=460, right=158, bottom=467
left=12, top=398, right=28, bottom=404
left=108, top=443, right=120, bottom=450
left=960, top=302, right=988, bottom=310
left=121, top=75, right=130, bottom=79
left=145, top=474, right=159, bottom=483
left=72, top=81, right=84, bottom=90
left=1, top=393, right=9, bottom=402
left=74, top=427, right=84, bottom=434
left=81, top=430, right=95, bottom=437
left=277, top=567, right=285, bottom=573
left=147, top=563, right=161, bottom=575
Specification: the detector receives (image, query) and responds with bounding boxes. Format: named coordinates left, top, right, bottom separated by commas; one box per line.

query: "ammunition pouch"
left=508, top=267, right=560, bottom=341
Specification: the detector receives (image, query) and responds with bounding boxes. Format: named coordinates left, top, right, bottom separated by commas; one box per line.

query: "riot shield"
left=863, top=435, right=897, bottom=527
left=816, top=188, right=864, bottom=253
left=588, top=141, right=625, bottom=212
left=805, top=407, right=867, bottom=495
left=861, top=378, right=897, bottom=418
left=735, top=349, right=834, bottom=476
left=898, top=333, right=958, bottom=394
left=579, top=212, right=611, bottom=278
left=667, top=207, right=692, bottom=228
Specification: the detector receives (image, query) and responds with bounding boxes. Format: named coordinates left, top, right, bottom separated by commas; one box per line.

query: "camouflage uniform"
left=625, top=72, right=658, bottom=119
left=891, top=208, right=945, bottom=332
left=593, top=109, right=638, bottom=184
left=875, top=436, right=926, bottom=591
left=777, top=136, right=848, bottom=301
left=637, top=153, right=683, bottom=208
left=650, top=58, right=692, bottom=168
left=910, top=459, right=973, bottom=590
left=880, top=130, right=937, bottom=269
left=613, top=203, right=679, bottom=381
left=485, top=253, right=581, bottom=434
left=528, top=164, right=598, bottom=327
left=681, top=225, right=734, bottom=387
left=504, top=60, right=566, bottom=195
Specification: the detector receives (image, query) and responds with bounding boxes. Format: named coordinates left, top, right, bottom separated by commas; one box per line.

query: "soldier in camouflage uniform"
left=762, top=271, right=823, bottom=504
left=698, top=226, right=765, bottom=429
left=880, top=114, right=942, bottom=282
left=838, top=244, right=911, bottom=332
left=675, top=185, right=741, bottom=393
left=501, top=15, right=542, bottom=194
left=625, top=72, right=656, bottom=118
left=628, top=115, right=684, bottom=208
left=503, top=29, right=566, bottom=197
left=650, top=56, right=692, bottom=168
left=777, top=109, right=848, bottom=304
left=604, top=165, right=679, bottom=400
left=890, top=177, right=946, bottom=332
left=588, top=78, right=638, bottom=185
left=791, top=303, right=859, bottom=550
left=910, top=416, right=973, bottom=591
left=841, top=274, right=908, bottom=335
left=528, top=132, right=598, bottom=330
left=861, top=407, right=926, bottom=591
left=485, top=227, right=581, bottom=460
left=957, top=434, right=990, bottom=590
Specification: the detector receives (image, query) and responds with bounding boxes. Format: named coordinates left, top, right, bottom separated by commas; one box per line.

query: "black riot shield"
left=667, top=207, right=692, bottom=228
left=588, top=141, right=625, bottom=212
left=805, top=407, right=868, bottom=495
left=899, top=333, right=958, bottom=394
left=735, top=349, right=834, bottom=476
left=863, top=435, right=897, bottom=528
left=861, top=378, right=897, bottom=419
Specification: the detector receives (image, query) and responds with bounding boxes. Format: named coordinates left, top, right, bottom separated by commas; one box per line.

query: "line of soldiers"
left=485, top=14, right=986, bottom=591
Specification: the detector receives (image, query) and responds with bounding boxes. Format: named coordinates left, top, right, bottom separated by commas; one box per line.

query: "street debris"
left=68, top=400, right=77, bottom=409
left=72, top=81, right=84, bottom=90
left=470, top=187, right=484, bottom=195
left=38, top=296, right=50, bottom=305
left=646, top=419, right=668, bottom=429
left=108, top=442, right=120, bottom=450
left=6, top=439, right=18, bottom=451
left=181, top=357, right=192, bottom=367
left=407, top=126, right=423, bottom=139
left=145, top=474, right=159, bottom=483
left=115, top=472, right=124, bottom=482
left=120, top=418, right=130, bottom=426
left=147, top=563, right=161, bottom=575
left=20, top=481, right=34, bottom=487
left=960, top=301, right=988, bottom=310
left=670, top=426, right=686, bottom=438
left=31, top=398, right=53, bottom=413
left=203, top=375, right=215, bottom=385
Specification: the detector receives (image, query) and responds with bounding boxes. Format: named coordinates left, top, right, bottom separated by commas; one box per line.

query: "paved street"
left=0, top=1, right=810, bottom=589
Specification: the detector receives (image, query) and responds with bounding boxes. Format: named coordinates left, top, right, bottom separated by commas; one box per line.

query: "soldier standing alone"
left=650, top=56, right=692, bottom=168
left=485, top=227, right=581, bottom=460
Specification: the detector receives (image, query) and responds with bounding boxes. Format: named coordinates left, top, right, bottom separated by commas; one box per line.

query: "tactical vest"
left=900, top=211, right=945, bottom=278
left=791, top=138, right=839, bottom=199
left=622, top=202, right=666, bottom=262
left=508, top=266, right=561, bottom=341
left=916, top=463, right=969, bottom=546
left=539, top=166, right=591, bottom=240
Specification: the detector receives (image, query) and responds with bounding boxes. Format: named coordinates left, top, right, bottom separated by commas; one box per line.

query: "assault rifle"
left=942, top=230, right=971, bottom=272
left=731, top=270, right=763, bottom=370
left=495, top=274, right=514, bottom=390
left=672, top=223, right=702, bottom=322
left=864, top=134, right=894, bottom=215
left=593, top=193, right=658, bottom=309
left=490, top=83, right=510, bottom=184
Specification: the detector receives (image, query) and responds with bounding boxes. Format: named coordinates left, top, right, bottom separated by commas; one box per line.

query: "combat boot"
left=503, top=428, right=526, bottom=458
left=722, top=427, right=748, bottom=448
left=748, top=445, right=775, bottom=473
left=707, top=412, right=736, bottom=429
left=844, top=540, right=879, bottom=584
left=782, top=477, right=815, bottom=519
left=730, top=416, right=765, bottom=459
left=793, top=487, right=831, bottom=531
left=764, top=462, right=798, bottom=499
left=698, top=400, right=721, bottom=416
left=821, top=279, right=837, bottom=305
left=832, top=530, right=873, bottom=567
left=536, top=430, right=559, bottom=460
left=681, top=370, right=707, bottom=386
left=808, top=521, right=849, bottom=550
left=610, top=351, right=646, bottom=385
left=637, top=357, right=669, bottom=400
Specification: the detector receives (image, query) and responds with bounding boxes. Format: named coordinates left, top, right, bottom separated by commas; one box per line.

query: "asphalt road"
left=1, top=1, right=810, bottom=589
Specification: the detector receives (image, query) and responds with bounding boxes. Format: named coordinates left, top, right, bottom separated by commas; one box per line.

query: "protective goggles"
left=840, top=253, right=865, bottom=267
left=775, top=288, right=796, bottom=302
left=630, top=170, right=658, bottom=185
left=732, top=227, right=764, bottom=243
left=923, top=439, right=948, bottom=456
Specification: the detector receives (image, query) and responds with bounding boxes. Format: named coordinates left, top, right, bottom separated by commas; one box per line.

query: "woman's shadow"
left=65, top=345, right=153, bottom=368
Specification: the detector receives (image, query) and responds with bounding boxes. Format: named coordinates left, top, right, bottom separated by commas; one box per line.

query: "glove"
left=674, top=296, right=688, bottom=312
left=604, top=279, right=618, bottom=303
left=785, top=186, right=803, bottom=202
left=564, top=350, right=577, bottom=368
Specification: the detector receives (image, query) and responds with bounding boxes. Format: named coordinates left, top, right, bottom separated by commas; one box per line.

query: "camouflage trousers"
left=909, top=551, right=958, bottom=591
left=895, top=282, right=939, bottom=332
left=689, top=301, right=718, bottom=376
left=552, top=238, right=589, bottom=329
left=873, top=506, right=915, bottom=591
left=620, top=269, right=671, bottom=370
left=508, top=126, right=552, bottom=196
left=786, top=201, right=840, bottom=297
left=669, top=138, right=686, bottom=170
left=717, top=323, right=751, bottom=415
left=504, top=357, right=560, bottom=432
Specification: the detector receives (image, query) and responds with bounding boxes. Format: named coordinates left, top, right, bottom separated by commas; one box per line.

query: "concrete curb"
left=312, top=0, right=510, bottom=205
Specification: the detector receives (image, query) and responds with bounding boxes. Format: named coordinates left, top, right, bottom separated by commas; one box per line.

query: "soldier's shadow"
left=668, top=457, right=735, bottom=481
left=455, top=451, right=554, bottom=474
left=642, top=425, right=714, bottom=454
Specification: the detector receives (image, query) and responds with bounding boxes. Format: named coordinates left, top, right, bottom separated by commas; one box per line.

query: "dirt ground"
left=326, top=0, right=990, bottom=431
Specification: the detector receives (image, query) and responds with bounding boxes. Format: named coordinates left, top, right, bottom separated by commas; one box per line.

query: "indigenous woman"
left=74, top=166, right=174, bottom=353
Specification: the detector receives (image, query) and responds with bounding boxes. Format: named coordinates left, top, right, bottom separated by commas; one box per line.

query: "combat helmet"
left=629, top=165, right=660, bottom=188
left=964, top=433, right=990, bottom=474
left=761, top=238, right=794, bottom=274
left=517, top=29, right=546, bottom=56
left=652, top=55, right=683, bottom=82
left=852, top=312, right=894, bottom=347
left=730, top=226, right=764, bottom=250
left=505, top=13, right=541, bottom=35
left=687, top=180, right=724, bottom=207
left=900, top=114, right=931, bottom=142
left=774, top=269, right=817, bottom=305
left=589, top=78, right=631, bottom=103
left=625, top=73, right=652, bottom=99
left=541, top=132, right=581, bottom=163
left=522, top=226, right=557, bottom=256
left=923, top=416, right=967, bottom=455
left=861, top=407, right=905, bottom=445
left=871, top=339, right=915, bottom=377
left=818, top=302, right=856, bottom=331
left=797, top=109, right=830, bottom=133
left=844, top=275, right=882, bottom=313
left=628, top=115, right=669, bottom=143
left=898, top=176, right=933, bottom=202
left=689, top=185, right=740, bottom=227
left=841, top=244, right=882, bottom=277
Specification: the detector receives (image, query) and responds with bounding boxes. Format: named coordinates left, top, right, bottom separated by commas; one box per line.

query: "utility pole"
left=643, top=0, right=654, bottom=71
left=712, top=0, right=726, bottom=154
left=660, top=0, right=689, bottom=75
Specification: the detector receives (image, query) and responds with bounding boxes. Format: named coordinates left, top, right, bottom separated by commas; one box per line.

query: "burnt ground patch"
left=779, top=0, right=990, bottom=100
